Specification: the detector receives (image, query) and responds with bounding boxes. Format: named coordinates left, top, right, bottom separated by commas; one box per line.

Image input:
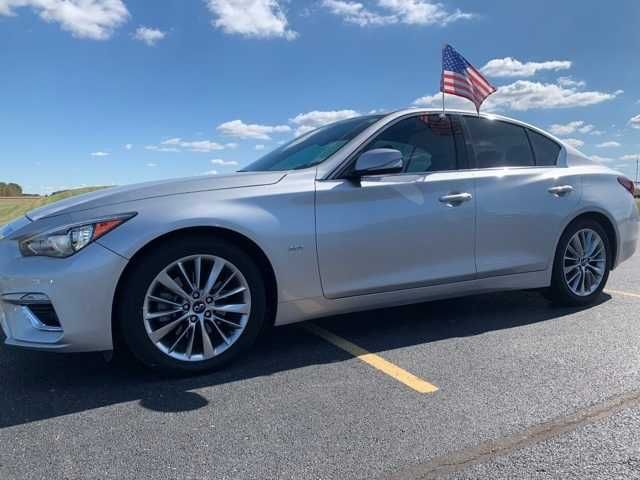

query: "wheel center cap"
left=580, top=257, right=589, bottom=267
left=193, top=301, right=206, bottom=314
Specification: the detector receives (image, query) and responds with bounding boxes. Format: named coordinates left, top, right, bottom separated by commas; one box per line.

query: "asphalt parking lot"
left=2, top=253, right=640, bottom=480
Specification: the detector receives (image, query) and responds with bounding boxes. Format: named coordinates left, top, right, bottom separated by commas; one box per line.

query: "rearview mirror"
left=352, top=148, right=404, bottom=177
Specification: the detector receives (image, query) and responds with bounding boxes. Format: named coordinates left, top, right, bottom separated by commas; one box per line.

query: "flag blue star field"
left=441, top=44, right=496, bottom=112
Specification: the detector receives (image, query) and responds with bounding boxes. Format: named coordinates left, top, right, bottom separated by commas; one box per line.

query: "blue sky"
left=1, top=0, right=639, bottom=194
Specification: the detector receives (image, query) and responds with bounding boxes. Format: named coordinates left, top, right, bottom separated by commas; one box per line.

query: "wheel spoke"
left=157, top=271, right=191, bottom=301
left=145, top=308, right=183, bottom=320
left=572, top=236, right=584, bottom=257
left=194, top=256, right=202, bottom=291
left=564, top=264, right=579, bottom=275
left=147, top=296, right=183, bottom=308
left=185, top=325, right=196, bottom=359
left=168, top=324, right=191, bottom=353
left=213, top=303, right=250, bottom=314
left=200, top=320, right=215, bottom=357
left=566, top=243, right=580, bottom=259
left=214, top=286, right=246, bottom=301
left=213, top=316, right=243, bottom=329
left=213, top=272, right=236, bottom=298
left=149, top=314, right=188, bottom=342
left=204, top=260, right=225, bottom=296
left=177, top=261, right=196, bottom=293
left=587, top=237, right=601, bottom=257
left=209, top=318, right=231, bottom=345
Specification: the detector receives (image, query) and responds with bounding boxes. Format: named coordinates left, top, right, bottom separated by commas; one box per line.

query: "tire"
left=548, top=218, right=612, bottom=307
left=116, top=236, right=267, bottom=374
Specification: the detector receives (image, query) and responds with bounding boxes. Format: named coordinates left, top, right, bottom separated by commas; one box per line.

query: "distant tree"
left=0, top=182, right=23, bottom=196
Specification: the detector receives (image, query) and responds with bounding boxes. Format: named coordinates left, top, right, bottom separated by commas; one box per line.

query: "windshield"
left=242, top=115, right=384, bottom=172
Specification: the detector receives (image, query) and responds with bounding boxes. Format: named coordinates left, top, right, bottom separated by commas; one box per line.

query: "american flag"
left=441, top=44, right=496, bottom=112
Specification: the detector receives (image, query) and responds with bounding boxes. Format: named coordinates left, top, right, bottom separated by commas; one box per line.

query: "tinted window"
left=243, top=115, right=383, bottom=172
left=464, top=117, right=534, bottom=168
left=361, top=115, right=457, bottom=173
left=528, top=129, right=561, bottom=166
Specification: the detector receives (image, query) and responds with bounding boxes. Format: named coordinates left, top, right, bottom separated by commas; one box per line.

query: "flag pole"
left=441, top=91, right=445, bottom=116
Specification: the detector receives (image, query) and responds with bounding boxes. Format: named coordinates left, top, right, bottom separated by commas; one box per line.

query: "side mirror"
left=351, top=148, right=404, bottom=177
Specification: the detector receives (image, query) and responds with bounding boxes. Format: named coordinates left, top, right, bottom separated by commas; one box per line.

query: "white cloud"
left=289, top=109, right=360, bottom=135
left=321, top=0, right=474, bottom=27
left=557, top=76, right=586, bottom=88
left=133, top=26, right=166, bottom=46
left=124, top=143, right=133, bottom=150
left=146, top=162, right=157, bottom=167
left=562, top=138, right=584, bottom=149
left=596, top=141, right=621, bottom=148
left=548, top=121, right=595, bottom=136
left=412, top=92, right=473, bottom=110
left=481, top=57, right=571, bottom=78
left=225, top=142, right=239, bottom=149
left=145, top=145, right=180, bottom=152
left=0, top=0, right=129, bottom=40
left=205, top=0, right=297, bottom=39
left=210, top=158, right=239, bottom=166
left=91, top=151, right=109, bottom=157
left=415, top=79, right=621, bottom=112
left=203, top=169, right=219, bottom=175
left=620, top=154, right=640, bottom=161
left=217, top=119, right=291, bottom=140
left=590, top=155, right=614, bottom=164
left=255, top=144, right=266, bottom=150
left=486, top=81, right=620, bottom=111
left=146, top=138, right=227, bottom=153
left=629, top=114, right=640, bottom=129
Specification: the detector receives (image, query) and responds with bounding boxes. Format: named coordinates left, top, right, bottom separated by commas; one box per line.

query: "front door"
left=315, top=114, right=477, bottom=299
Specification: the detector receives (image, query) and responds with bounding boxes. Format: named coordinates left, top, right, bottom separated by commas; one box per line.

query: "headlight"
left=19, top=213, right=136, bottom=258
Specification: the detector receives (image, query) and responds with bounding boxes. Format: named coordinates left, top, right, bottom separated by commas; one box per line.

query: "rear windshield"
left=242, top=115, right=384, bottom=172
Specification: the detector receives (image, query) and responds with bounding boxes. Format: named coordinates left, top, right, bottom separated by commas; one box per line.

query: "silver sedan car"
left=1, top=109, right=638, bottom=372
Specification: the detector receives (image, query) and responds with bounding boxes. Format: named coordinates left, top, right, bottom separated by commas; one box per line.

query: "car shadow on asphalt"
left=0, top=290, right=611, bottom=428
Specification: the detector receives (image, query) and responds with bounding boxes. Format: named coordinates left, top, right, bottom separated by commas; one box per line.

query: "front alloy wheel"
left=143, top=255, right=251, bottom=362
left=117, top=237, right=267, bottom=373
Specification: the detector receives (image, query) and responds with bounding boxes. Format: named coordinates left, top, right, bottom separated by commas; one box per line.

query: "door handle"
left=548, top=185, right=574, bottom=197
left=439, top=192, right=473, bottom=206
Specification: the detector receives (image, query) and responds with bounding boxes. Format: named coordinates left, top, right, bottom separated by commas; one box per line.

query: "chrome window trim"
left=316, top=108, right=568, bottom=181
left=325, top=111, right=464, bottom=180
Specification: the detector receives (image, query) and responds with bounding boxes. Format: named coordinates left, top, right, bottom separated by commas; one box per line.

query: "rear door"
left=461, top=115, right=581, bottom=277
left=315, top=114, right=477, bottom=299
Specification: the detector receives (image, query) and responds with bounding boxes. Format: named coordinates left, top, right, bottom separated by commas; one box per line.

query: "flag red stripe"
left=442, top=86, right=480, bottom=106
left=468, top=65, right=496, bottom=91
left=442, top=79, right=479, bottom=100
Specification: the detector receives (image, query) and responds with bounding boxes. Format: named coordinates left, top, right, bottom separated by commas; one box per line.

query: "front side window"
left=528, top=129, right=561, bottom=166
left=464, top=117, right=534, bottom=168
left=359, top=115, right=458, bottom=173
left=242, top=115, right=383, bottom=172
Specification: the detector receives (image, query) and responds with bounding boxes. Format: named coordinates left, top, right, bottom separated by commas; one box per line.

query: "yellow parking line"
left=606, top=289, right=640, bottom=299
left=303, top=323, right=439, bottom=394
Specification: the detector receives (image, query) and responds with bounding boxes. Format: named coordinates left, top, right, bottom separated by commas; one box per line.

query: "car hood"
left=27, top=171, right=286, bottom=221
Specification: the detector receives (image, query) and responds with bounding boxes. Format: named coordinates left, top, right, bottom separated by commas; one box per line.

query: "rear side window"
left=527, top=129, right=561, bottom=166
left=362, top=114, right=458, bottom=173
left=464, top=117, right=534, bottom=168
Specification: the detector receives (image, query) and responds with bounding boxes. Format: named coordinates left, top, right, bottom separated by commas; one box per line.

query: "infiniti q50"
left=0, top=109, right=637, bottom=372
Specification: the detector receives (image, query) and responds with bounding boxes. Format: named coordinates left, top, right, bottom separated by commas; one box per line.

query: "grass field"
left=0, top=187, right=106, bottom=226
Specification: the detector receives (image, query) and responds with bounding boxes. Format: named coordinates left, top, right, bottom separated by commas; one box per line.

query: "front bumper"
left=0, top=239, right=128, bottom=352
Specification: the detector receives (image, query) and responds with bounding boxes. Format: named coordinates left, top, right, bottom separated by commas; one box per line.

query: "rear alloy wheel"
left=548, top=219, right=611, bottom=307
left=118, top=237, right=266, bottom=373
